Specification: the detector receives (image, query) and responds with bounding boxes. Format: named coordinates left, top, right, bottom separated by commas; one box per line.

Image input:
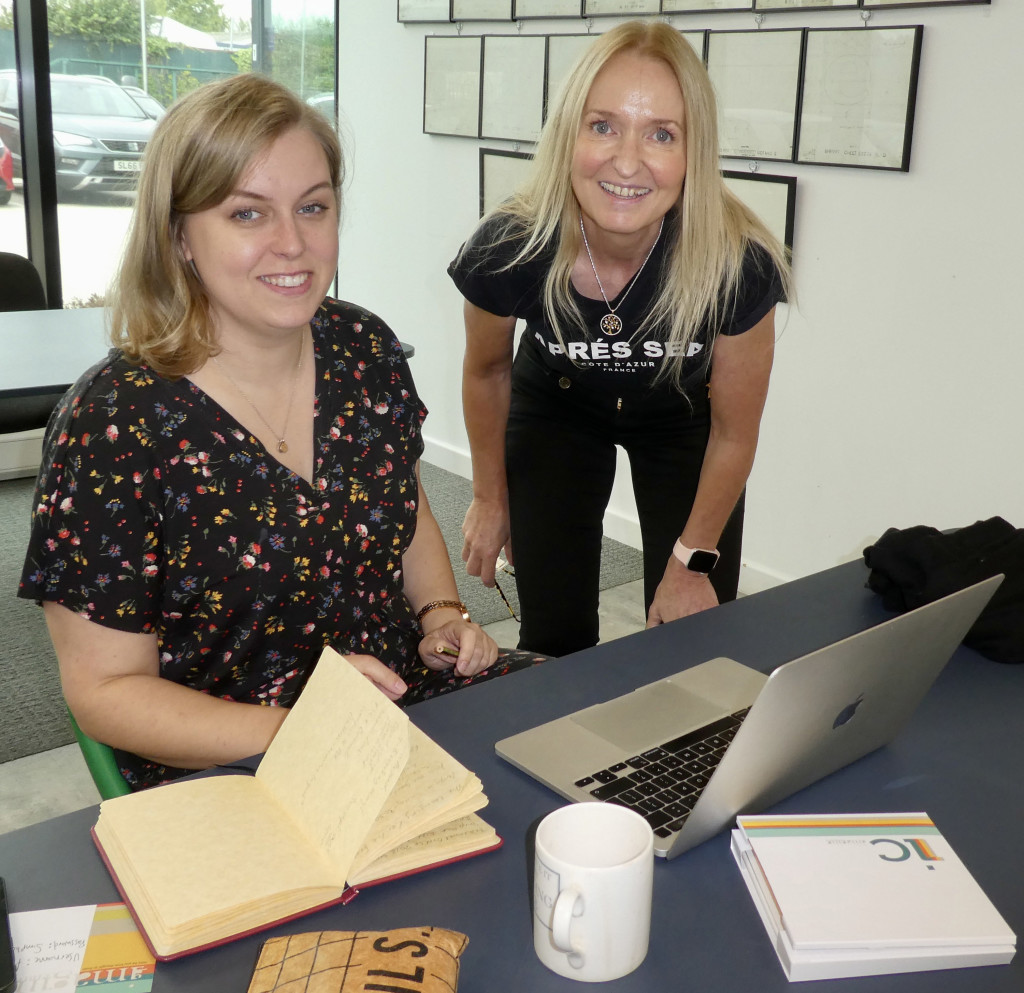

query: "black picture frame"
left=795, top=25, right=923, bottom=172
left=722, top=170, right=797, bottom=251
left=513, top=0, right=584, bottom=16
left=707, top=28, right=805, bottom=163
left=481, top=34, right=548, bottom=142
left=479, top=148, right=535, bottom=216
left=398, top=0, right=452, bottom=23
left=423, top=35, right=483, bottom=139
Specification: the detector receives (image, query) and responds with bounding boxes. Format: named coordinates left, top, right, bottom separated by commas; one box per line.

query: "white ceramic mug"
left=533, top=802, right=654, bottom=982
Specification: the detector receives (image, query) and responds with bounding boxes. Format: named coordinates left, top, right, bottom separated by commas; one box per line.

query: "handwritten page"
left=349, top=725, right=485, bottom=873
left=349, top=815, right=500, bottom=886
left=96, top=777, right=341, bottom=934
left=10, top=903, right=155, bottom=991
left=256, top=647, right=411, bottom=876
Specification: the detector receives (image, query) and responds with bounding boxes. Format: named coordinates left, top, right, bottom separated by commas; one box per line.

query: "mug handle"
left=550, top=886, right=584, bottom=959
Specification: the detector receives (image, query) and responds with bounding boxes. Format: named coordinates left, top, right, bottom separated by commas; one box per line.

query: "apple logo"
left=833, top=694, right=864, bottom=729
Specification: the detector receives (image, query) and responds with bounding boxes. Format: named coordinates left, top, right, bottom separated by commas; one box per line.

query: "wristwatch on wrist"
left=672, top=540, right=720, bottom=575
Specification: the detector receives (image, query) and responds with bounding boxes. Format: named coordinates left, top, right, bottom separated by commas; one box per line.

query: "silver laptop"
left=496, top=575, right=1002, bottom=859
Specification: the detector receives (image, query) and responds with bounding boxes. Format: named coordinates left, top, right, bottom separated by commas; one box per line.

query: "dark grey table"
left=2, top=560, right=1020, bottom=991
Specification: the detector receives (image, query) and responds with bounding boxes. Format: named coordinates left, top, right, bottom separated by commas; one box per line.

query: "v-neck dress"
left=19, top=298, right=432, bottom=789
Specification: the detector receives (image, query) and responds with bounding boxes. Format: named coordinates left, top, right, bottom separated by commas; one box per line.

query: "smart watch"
left=672, top=540, right=720, bottom=575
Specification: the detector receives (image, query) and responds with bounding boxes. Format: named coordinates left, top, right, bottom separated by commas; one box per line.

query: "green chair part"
left=66, top=707, right=131, bottom=799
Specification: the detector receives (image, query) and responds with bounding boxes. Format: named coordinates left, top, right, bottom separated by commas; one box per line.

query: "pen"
left=435, top=644, right=460, bottom=659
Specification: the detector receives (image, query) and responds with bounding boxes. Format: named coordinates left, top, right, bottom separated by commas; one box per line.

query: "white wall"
left=337, top=2, right=1023, bottom=591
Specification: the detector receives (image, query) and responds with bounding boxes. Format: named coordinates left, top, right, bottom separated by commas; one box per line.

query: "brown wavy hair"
left=109, top=73, right=343, bottom=379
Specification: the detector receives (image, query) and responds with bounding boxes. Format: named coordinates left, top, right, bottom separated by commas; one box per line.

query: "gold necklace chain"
left=211, top=332, right=305, bottom=455
left=579, top=216, right=664, bottom=337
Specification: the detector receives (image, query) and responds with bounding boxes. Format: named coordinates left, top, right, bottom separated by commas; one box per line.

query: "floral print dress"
left=20, top=298, right=443, bottom=789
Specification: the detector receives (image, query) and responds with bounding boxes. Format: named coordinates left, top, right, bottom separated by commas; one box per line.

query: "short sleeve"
left=19, top=359, right=166, bottom=633
left=447, top=214, right=548, bottom=320
left=721, top=241, right=786, bottom=337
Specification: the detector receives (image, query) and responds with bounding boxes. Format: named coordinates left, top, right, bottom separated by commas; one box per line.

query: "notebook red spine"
left=90, top=827, right=502, bottom=961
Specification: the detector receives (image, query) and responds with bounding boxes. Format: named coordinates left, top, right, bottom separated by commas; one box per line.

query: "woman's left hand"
left=646, top=556, right=719, bottom=627
left=418, top=619, right=499, bottom=677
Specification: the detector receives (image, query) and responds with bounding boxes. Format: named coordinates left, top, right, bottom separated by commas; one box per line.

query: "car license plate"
left=113, top=160, right=141, bottom=172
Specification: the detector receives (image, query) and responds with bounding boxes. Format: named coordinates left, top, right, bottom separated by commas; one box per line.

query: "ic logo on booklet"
left=871, top=838, right=944, bottom=865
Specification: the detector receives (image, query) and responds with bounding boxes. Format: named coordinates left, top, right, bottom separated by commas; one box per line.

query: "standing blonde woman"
left=20, top=74, right=541, bottom=791
left=450, top=21, right=792, bottom=657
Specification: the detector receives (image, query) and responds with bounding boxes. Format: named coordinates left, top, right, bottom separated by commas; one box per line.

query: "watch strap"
left=672, top=540, right=720, bottom=575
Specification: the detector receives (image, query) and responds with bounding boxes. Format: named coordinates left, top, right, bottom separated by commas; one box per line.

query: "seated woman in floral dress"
left=19, top=74, right=542, bottom=791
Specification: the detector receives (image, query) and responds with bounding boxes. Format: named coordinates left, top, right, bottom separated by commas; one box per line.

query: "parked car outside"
left=120, top=84, right=166, bottom=121
left=0, top=134, right=13, bottom=205
left=0, top=71, right=157, bottom=196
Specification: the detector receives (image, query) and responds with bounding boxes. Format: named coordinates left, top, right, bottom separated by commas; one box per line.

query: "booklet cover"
left=731, top=813, right=1016, bottom=982
left=9, top=902, right=156, bottom=991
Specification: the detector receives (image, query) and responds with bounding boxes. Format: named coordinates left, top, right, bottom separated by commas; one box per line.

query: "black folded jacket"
left=863, top=517, right=1024, bottom=664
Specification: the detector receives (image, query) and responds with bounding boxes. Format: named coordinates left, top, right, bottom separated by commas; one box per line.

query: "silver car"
left=0, top=71, right=157, bottom=195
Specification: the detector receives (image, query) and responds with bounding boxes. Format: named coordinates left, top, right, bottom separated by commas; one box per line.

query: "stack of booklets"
left=731, top=813, right=1016, bottom=982
left=91, top=647, right=501, bottom=960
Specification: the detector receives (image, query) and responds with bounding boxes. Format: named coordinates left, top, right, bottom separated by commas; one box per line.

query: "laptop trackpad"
left=571, top=682, right=727, bottom=754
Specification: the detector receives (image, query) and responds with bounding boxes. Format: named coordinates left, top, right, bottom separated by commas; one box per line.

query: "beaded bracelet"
left=416, top=599, right=471, bottom=624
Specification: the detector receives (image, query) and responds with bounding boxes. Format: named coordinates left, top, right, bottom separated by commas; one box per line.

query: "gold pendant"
left=600, top=313, right=623, bottom=336
left=277, top=440, right=288, bottom=454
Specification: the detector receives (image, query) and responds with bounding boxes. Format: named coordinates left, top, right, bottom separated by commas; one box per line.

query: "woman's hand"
left=461, top=496, right=512, bottom=588
left=343, top=653, right=408, bottom=702
left=419, top=619, right=499, bottom=678
left=646, top=556, right=719, bottom=627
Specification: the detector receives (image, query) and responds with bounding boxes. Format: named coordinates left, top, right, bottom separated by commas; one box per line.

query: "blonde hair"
left=109, top=74, right=343, bottom=379
left=479, top=20, right=791, bottom=388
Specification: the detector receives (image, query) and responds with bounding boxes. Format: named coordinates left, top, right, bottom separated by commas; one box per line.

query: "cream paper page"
left=349, top=814, right=500, bottom=886
left=256, top=647, right=411, bottom=878
left=349, top=724, right=486, bottom=873
left=96, top=776, right=340, bottom=932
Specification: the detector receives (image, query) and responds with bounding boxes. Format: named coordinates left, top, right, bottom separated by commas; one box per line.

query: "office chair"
left=66, top=707, right=131, bottom=800
left=0, top=252, right=66, bottom=433
left=0, top=251, right=46, bottom=311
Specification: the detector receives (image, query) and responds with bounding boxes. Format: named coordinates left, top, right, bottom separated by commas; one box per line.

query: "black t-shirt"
left=448, top=213, right=783, bottom=394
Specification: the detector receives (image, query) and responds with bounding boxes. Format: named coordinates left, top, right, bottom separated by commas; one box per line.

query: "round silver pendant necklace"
left=579, top=216, right=664, bottom=337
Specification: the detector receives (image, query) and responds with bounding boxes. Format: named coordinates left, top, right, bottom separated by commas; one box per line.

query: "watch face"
left=687, top=549, right=719, bottom=574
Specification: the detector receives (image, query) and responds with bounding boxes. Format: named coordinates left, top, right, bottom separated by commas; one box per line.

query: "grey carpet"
left=419, top=461, right=643, bottom=627
left=1, top=476, right=72, bottom=763
left=0, top=462, right=641, bottom=762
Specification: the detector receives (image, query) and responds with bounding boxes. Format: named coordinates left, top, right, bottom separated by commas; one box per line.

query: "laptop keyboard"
left=572, top=709, right=749, bottom=839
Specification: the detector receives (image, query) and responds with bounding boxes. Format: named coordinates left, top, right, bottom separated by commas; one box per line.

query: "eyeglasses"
left=494, top=557, right=519, bottom=623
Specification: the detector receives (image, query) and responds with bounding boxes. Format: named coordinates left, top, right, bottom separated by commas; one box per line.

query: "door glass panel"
left=258, top=0, right=336, bottom=123
left=0, top=5, right=29, bottom=260
left=44, top=0, right=249, bottom=306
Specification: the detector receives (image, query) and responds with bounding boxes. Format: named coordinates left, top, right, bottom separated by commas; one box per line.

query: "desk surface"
left=2, top=560, right=1021, bottom=992
left=0, top=307, right=109, bottom=398
left=0, top=308, right=414, bottom=399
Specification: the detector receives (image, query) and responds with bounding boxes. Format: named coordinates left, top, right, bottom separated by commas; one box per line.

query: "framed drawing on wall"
left=707, top=29, right=803, bottom=162
left=754, top=0, right=857, bottom=10
left=681, top=31, right=706, bottom=60
left=480, top=148, right=534, bottom=216
left=862, top=0, right=988, bottom=7
left=796, top=25, right=922, bottom=171
left=722, top=171, right=796, bottom=251
left=513, top=0, right=582, bottom=16
left=423, top=35, right=482, bottom=138
left=398, top=0, right=451, bottom=21
left=545, top=34, right=594, bottom=115
left=582, top=0, right=659, bottom=16
left=452, top=0, right=514, bottom=19
left=662, top=0, right=752, bottom=12
left=481, top=35, right=547, bottom=142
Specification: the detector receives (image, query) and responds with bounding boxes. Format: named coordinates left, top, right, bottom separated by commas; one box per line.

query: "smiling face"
left=571, top=52, right=687, bottom=250
left=180, top=126, right=339, bottom=345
